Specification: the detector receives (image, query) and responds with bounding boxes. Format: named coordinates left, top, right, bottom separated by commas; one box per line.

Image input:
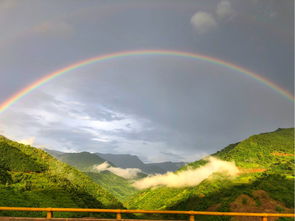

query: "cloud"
left=86, top=117, right=143, bottom=133
left=190, top=12, right=217, bottom=34
left=191, top=1, right=234, bottom=34
left=216, top=0, right=234, bottom=19
left=93, top=162, right=142, bottom=179
left=34, top=21, right=74, bottom=37
left=19, top=137, right=35, bottom=146
left=133, top=157, right=239, bottom=189
left=0, top=53, right=293, bottom=163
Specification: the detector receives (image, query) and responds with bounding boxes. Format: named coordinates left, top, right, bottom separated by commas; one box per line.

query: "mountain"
left=44, top=151, right=185, bottom=202
left=45, top=151, right=139, bottom=202
left=43, top=148, right=64, bottom=157
left=146, top=162, right=186, bottom=173
left=0, top=135, right=123, bottom=218
left=96, top=153, right=148, bottom=170
left=52, top=151, right=112, bottom=171
left=45, top=150, right=185, bottom=174
left=126, top=128, right=294, bottom=220
left=96, top=153, right=185, bottom=174
left=86, top=171, right=138, bottom=202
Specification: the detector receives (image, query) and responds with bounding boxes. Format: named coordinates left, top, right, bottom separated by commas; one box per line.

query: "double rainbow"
left=0, top=49, right=293, bottom=113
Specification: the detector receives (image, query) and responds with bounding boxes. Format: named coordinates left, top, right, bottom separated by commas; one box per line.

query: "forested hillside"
left=0, top=128, right=293, bottom=220
left=0, top=136, right=123, bottom=218
left=46, top=151, right=139, bottom=202
left=127, top=128, right=294, bottom=220
left=86, top=171, right=138, bottom=201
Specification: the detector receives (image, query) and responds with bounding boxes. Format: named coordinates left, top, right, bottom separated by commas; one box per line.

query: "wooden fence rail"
left=0, top=207, right=294, bottom=221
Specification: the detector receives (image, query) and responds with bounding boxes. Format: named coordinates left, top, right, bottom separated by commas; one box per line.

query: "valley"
left=0, top=128, right=294, bottom=220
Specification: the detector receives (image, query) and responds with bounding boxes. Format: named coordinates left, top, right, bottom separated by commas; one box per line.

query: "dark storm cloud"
left=0, top=0, right=293, bottom=162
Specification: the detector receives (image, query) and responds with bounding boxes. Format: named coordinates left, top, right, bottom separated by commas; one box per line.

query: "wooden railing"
left=0, top=207, right=294, bottom=221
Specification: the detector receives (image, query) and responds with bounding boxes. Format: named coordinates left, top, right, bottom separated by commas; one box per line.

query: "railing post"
left=46, top=210, right=53, bottom=219
left=261, top=216, right=267, bottom=221
left=116, top=212, right=122, bottom=220
left=189, top=215, right=195, bottom=221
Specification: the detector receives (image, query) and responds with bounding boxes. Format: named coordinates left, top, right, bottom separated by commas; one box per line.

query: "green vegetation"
left=185, top=128, right=294, bottom=169
left=0, top=136, right=123, bottom=218
left=127, top=128, right=294, bottom=220
left=49, top=151, right=139, bottom=202
left=86, top=171, right=138, bottom=202
left=0, top=128, right=294, bottom=220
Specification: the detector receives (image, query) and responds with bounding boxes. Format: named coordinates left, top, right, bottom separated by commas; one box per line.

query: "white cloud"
left=25, top=108, right=62, bottom=126
left=19, top=137, right=35, bottom=146
left=191, top=12, right=217, bottom=34
left=87, top=118, right=142, bottom=133
left=217, top=0, right=234, bottom=19
left=191, top=1, right=234, bottom=34
left=92, top=137, right=112, bottom=143
left=93, top=162, right=142, bottom=179
left=133, top=157, right=239, bottom=189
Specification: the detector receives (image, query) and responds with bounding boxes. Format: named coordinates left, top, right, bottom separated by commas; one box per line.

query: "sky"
left=0, top=0, right=293, bottom=163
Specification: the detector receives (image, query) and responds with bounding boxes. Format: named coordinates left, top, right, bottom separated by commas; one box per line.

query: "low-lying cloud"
left=19, top=137, right=35, bottom=146
left=93, top=162, right=142, bottom=179
left=133, top=157, right=239, bottom=189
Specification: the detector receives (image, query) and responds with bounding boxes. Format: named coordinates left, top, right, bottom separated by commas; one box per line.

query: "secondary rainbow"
left=0, top=49, right=293, bottom=113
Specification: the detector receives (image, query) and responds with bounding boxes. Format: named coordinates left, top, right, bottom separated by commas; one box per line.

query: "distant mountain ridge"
left=49, top=151, right=115, bottom=171
left=96, top=153, right=146, bottom=171
left=45, top=149, right=186, bottom=174
left=96, top=152, right=186, bottom=174
left=146, top=161, right=186, bottom=172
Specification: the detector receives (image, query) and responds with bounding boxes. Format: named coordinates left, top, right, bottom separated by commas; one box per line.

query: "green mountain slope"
left=86, top=171, right=138, bottom=202
left=127, top=128, right=294, bottom=220
left=0, top=136, right=123, bottom=218
left=46, top=151, right=139, bottom=202
left=185, top=127, right=294, bottom=169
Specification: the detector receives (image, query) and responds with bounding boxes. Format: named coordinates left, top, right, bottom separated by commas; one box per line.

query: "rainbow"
left=0, top=49, right=293, bottom=113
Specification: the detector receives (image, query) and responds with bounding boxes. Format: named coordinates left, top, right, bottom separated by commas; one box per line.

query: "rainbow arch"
left=0, top=49, right=293, bottom=113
